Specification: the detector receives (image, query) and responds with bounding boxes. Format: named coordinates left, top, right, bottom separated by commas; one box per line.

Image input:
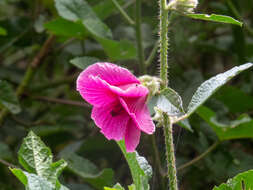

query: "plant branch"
left=226, top=0, right=253, bottom=37
left=150, top=135, right=166, bottom=177
left=0, top=35, right=55, bottom=126
left=146, top=40, right=159, bottom=66
left=111, top=0, right=135, bottom=25
left=178, top=141, right=220, bottom=171
left=31, top=96, right=90, bottom=108
left=30, top=73, right=79, bottom=92
left=135, top=0, right=146, bottom=74
left=0, top=158, right=18, bottom=168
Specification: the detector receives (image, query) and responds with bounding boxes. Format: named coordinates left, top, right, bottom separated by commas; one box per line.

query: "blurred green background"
left=0, top=0, right=253, bottom=189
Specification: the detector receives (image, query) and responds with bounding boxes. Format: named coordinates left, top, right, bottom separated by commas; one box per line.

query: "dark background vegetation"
left=0, top=0, right=253, bottom=189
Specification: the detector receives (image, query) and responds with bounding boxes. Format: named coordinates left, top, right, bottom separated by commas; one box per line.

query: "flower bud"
left=139, top=75, right=162, bottom=98
left=152, top=107, right=164, bottom=126
left=167, top=0, right=198, bottom=13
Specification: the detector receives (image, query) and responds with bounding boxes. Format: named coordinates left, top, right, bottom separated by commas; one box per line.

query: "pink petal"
left=110, top=83, right=149, bottom=98
left=77, top=74, right=117, bottom=107
left=125, top=120, right=141, bottom=152
left=120, top=97, right=155, bottom=135
left=80, top=62, right=139, bottom=86
left=91, top=103, right=130, bottom=141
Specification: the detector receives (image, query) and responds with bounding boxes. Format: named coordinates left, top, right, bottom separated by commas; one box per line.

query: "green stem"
left=146, top=40, right=159, bottom=66
left=111, top=0, right=135, bottom=25
left=159, top=0, right=169, bottom=88
left=135, top=0, right=146, bottom=74
left=163, top=114, right=178, bottom=190
left=178, top=141, right=220, bottom=171
left=226, top=0, right=253, bottom=37
left=159, top=0, right=178, bottom=189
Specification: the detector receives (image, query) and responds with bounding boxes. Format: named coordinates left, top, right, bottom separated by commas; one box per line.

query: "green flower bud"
left=168, top=0, right=198, bottom=13
left=139, top=75, right=162, bottom=98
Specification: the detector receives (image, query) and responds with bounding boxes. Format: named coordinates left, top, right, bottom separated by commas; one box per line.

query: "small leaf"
left=61, top=152, right=114, bottom=189
left=156, top=88, right=185, bottom=117
left=55, top=0, right=112, bottom=39
left=178, top=119, right=193, bottom=132
left=187, top=13, right=243, bottom=26
left=159, top=88, right=185, bottom=114
left=10, top=168, right=28, bottom=186
left=117, top=141, right=152, bottom=190
left=0, top=80, right=21, bottom=114
left=104, top=183, right=125, bottom=190
left=187, top=63, right=253, bottom=117
left=18, top=131, right=53, bottom=175
left=0, top=27, right=7, bottom=36
left=213, top=169, right=253, bottom=190
left=18, top=131, right=67, bottom=186
left=70, top=56, right=100, bottom=70
left=11, top=169, right=55, bottom=190
left=197, top=106, right=253, bottom=141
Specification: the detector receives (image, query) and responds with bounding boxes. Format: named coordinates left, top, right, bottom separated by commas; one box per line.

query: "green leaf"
left=104, top=183, right=125, bottom=190
left=94, top=0, right=124, bottom=20
left=0, top=80, right=21, bottom=114
left=61, top=152, right=114, bottom=189
left=197, top=106, right=253, bottom=141
left=10, top=168, right=28, bottom=186
left=96, top=37, right=137, bottom=61
left=215, top=86, right=253, bottom=113
left=11, top=169, right=57, bottom=190
left=55, top=0, right=112, bottom=39
left=157, top=88, right=185, bottom=116
left=18, top=131, right=53, bottom=175
left=44, top=18, right=88, bottom=38
left=187, top=63, right=253, bottom=117
left=70, top=56, right=100, bottom=70
left=18, top=131, right=67, bottom=186
left=187, top=13, right=243, bottom=27
left=117, top=141, right=152, bottom=190
left=0, top=26, right=7, bottom=36
left=54, top=0, right=136, bottom=61
left=178, top=119, right=193, bottom=132
left=213, top=169, right=253, bottom=190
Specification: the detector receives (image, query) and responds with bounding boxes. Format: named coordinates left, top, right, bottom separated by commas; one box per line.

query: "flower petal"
left=79, top=62, right=140, bottom=86
left=91, top=103, right=130, bottom=141
left=120, top=97, right=155, bottom=134
left=77, top=74, right=117, bottom=107
left=125, top=120, right=141, bottom=152
left=110, top=83, right=149, bottom=98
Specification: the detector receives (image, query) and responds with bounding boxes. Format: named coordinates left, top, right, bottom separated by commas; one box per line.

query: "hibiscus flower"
left=76, top=62, right=155, bottom=152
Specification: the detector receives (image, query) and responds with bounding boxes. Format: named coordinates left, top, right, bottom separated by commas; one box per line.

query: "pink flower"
left=76, top=62, right=155, bottom=152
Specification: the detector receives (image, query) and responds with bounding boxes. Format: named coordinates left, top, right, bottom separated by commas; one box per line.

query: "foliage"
left=0, top=0, right=253, bottom=189
left=11, top=131, right=68, bottom=190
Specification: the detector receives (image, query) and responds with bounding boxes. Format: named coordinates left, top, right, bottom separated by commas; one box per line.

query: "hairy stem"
left=0, top=35, right=55, bottom=126
left=136, top=0, right=146, bottom=74
left=178, top=141, right=220, bottom=171
left=163, top=114, right=178, bottom=190
left=159, top=0, right=178, bottom=189
left=159, top=0, right=169, bottom=88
